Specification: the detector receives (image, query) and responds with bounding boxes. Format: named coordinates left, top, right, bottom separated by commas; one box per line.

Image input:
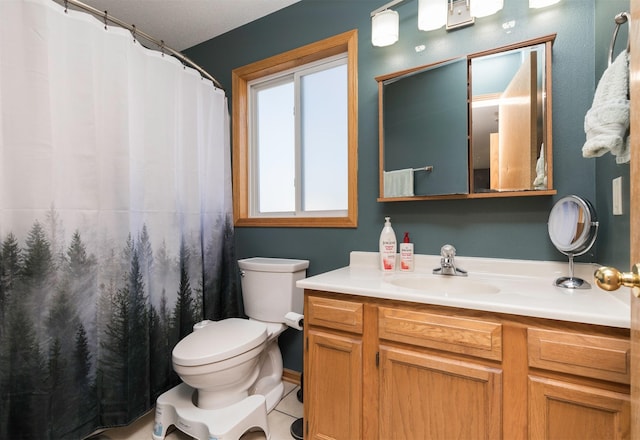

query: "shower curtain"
left=0, top=1, right=243, bottom=438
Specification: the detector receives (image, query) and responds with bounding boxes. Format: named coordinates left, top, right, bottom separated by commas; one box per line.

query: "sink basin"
left=387, top=275, right=501, bottom=295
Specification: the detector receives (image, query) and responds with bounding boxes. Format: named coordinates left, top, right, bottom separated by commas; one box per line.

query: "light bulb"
left=529, top=0, right=561, bottom=8
left=418, top=0, right=447, bottom=31
left=372, top=9, right=399, bottom=47
left=470, top=0, right=504, bottom=18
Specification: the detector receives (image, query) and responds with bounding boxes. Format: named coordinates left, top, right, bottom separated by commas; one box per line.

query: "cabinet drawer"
left=528, top=328, right=630, bottom=384
left=378, top=307, right=502, bottom=361
left=307, top=296, right=363, bottom=334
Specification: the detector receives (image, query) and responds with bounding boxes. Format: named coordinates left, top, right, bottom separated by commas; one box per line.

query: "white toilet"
left=153, top=257, right=309, bottom=440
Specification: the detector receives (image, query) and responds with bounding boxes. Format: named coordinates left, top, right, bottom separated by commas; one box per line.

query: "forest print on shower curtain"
left=0, top=0, right=243, bottom=438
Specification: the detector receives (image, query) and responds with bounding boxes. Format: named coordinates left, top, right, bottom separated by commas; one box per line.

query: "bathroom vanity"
left=299, top=252, right=631, bottom=440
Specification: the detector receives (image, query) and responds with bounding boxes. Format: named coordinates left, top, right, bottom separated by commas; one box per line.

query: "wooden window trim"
left=232, top=30, right=358, bottom=228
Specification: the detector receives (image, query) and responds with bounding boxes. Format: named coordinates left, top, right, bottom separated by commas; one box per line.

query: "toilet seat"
left=173, top=318, right=267, bottom=367
left=252, top=320, right=287, bottom=339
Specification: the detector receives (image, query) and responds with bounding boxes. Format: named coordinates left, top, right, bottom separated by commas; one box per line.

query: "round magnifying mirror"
left=548, top=195, right=598, bottom=289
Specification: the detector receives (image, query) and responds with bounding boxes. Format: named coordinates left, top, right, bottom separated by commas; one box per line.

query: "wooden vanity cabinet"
left=377, top=306, right=503, bottom=439
left=527, top=328, right=631, bottom=440
left=303, top=290, right=631, bottom=440
left=305, top=294, right=364, bottom=440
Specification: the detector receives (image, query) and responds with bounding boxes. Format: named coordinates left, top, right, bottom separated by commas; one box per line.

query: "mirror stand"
left=554, top=253, right=589, bottom=289
left=548, top=195, right=599, bottom=290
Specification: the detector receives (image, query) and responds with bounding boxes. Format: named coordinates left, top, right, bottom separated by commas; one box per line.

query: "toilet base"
left=254, top=376, right=284, bottom=413
left=152, top=383, right=270, bottom=440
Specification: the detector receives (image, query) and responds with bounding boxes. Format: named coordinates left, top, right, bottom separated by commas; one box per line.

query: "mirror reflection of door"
left=494, top=51, right=537, bottom=190
left=471, top=43, right=547, bottom=193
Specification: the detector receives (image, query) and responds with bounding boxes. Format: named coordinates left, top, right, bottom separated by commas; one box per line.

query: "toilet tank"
left=238, top=257, right=309, bottom=322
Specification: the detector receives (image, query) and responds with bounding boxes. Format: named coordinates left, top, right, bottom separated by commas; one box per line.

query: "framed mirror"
left=379, top=57, right=469, bottom=198
left=377, top=34, right=556, bottom=201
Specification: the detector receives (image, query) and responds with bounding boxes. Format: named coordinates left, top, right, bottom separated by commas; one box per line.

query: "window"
left=232, top=30, right=358, bottom=227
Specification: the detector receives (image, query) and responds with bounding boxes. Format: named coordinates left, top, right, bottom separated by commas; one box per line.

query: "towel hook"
left=608, top=11, right=630, bottom=66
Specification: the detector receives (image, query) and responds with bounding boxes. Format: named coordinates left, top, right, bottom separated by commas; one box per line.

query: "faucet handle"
left=441, top=244, right=456, bottom=258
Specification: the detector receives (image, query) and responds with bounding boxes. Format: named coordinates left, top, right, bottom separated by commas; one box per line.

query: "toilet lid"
left=172, top=318, right=267, bottom=367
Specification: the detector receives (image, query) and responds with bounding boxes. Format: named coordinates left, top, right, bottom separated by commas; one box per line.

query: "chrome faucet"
left=433, top=244, right=467, bottom=276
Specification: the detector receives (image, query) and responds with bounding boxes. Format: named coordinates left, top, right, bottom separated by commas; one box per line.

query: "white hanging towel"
left=533, top=144, right=547, bottom=189
left=383, top=168, right=414, bottom=197
left=582, top=50, right=630, bottom=164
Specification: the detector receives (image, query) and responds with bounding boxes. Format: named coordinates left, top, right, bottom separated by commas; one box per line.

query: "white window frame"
left=247, top=54, right=348, bottom=219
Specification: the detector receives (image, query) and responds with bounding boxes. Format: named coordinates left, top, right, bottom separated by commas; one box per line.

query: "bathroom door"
left=630, top=0, right=640, bottom=437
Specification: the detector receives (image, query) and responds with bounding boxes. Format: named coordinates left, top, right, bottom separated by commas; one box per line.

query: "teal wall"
left=594, top=0, right=631, bottom=269
left=186, top=0, right=630, bottom=372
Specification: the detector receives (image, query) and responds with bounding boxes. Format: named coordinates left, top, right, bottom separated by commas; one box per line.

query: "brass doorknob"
left=594, top=264, right=640, bottom=296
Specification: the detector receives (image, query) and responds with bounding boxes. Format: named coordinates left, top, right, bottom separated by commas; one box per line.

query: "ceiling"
left=59, top=0, right=301, bottom=51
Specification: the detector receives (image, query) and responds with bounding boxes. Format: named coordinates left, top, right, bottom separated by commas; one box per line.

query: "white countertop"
left=297, top=251, right=631, bottom=329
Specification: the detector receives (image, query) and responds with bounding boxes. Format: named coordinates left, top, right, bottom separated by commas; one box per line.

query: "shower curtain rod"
left=58, top=0, right=224, bottom=90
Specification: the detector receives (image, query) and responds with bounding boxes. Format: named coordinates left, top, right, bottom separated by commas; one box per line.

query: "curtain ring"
left=64, top=0, right=68, bottom=13
left=103, top=11, right=108, bottom=30
left=160, top=40, right=165, bottom=57
left=131, top=24, right=137, bottom=43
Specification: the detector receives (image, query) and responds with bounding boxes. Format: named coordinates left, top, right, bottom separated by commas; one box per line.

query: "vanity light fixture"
left=371, top=0, right=507, bottom=47
left=371, top=3, right=401, bottom=47
left=418, top=0, right=447, bottom=31
left=470, top=0, right=503, bottom=18
left=529, top=0, right=561, bottom=8
left=446, top=0, right=474, bottom=30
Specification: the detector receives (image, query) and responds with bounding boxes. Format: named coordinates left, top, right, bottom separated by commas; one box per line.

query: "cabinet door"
left=307, top=329, right=362, bottom=440
left=529, top=376, right=630, bottom=440
left=379, top=345, right=502, bottom=440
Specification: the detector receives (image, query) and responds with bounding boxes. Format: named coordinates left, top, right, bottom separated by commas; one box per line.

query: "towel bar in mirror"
left=377, top=34, right=557, bottom=201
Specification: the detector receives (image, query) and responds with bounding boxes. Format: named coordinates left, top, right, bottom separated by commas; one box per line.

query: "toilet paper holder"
left=284, top=312, right=304, bottom=331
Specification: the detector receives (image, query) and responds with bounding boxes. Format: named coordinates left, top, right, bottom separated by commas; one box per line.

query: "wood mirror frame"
left=376, top=34, right=557, bottom=202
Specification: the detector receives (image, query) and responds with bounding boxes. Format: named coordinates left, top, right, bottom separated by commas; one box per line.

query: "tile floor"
left=95, top=381, right=303, bottom=440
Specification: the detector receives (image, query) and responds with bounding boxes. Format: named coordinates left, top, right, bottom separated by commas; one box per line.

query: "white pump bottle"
left=379, top=217, right=397, bottom=271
